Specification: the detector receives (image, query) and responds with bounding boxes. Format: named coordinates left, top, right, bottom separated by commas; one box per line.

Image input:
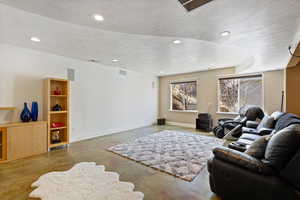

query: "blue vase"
left=31, top=101, right=38, bottom=121
left=20, top=102, right=32, bottom=122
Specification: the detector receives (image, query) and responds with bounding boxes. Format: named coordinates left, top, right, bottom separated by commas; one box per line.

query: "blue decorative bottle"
left=20, top=102, right=32, bottom=122
left=31, top=101, right=38, bottom=121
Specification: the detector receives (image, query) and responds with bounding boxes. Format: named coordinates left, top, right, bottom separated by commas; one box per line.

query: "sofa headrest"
left=239, top=105, right=264, bottom=121
left=271, top=111, right=285, bottom=121
left=265, top=124, right=300, bottom=171
left=274, top=113, right=300, bottom=132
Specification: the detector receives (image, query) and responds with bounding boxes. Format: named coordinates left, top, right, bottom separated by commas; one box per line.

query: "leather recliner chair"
left=208, top=123, right=300, bottom=200
left=213, top=105, right=264, bottom=138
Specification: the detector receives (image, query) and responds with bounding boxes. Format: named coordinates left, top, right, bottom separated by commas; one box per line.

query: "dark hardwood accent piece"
left=178, top=0, right=213, bottom=12
left=288, top=42, right=300, bottom=67
left=178, top=0, right=191, bottom=4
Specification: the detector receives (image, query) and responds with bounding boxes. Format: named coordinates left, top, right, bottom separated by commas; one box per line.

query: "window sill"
left=169, top=110, right=198, bottom=113
left=216, top=112, right=239, bottom=115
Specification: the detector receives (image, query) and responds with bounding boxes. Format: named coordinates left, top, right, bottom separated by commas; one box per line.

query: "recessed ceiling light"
left=112, top=59, right=119, bottom=62
left=173, top=40, right=182, bottom=44
left=220, top=31, right=231, bottom=36
left=30, top=37, right=41, bottom=42
left=93, top=14, right=104, bottom=22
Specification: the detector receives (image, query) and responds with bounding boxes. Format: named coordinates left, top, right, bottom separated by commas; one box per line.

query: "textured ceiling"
left=0, top=0, right=299, bottom=75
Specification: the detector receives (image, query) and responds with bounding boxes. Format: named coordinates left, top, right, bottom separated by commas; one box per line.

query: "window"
left=170, top=81, right=197, bottom=111
left=218, top=74, right=263, bottom=113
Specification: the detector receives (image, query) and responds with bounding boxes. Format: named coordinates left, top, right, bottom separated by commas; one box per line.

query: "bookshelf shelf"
left=50, top=111, right=68, bottom=114
left=50, top=127, right=67, bottom=131
left=50, top=95, right=67, bottom=98
left=49, top=142, right=68, bottom=148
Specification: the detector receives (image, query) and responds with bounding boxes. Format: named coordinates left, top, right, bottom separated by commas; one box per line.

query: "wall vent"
left=119, top=69, right=127, bottom=76
left=67, top=68, right=75, bottom=81
left=178, top=0, right=213, bottom=11
left=152, top=81, right=155, bottom=89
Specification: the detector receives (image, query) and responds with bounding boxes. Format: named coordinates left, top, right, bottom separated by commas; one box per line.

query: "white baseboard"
left=70, top=130, right=119, bottom=143
left=166, top=121, right=196, bottom=128
left=70, top=123, right=156, bottom=143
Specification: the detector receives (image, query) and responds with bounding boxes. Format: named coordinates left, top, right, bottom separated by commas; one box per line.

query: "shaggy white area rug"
left=29, top=162, right=144, bottom=200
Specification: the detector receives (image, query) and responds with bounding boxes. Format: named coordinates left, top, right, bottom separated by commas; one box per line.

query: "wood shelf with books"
left=44, top=78, right=70, bottom=149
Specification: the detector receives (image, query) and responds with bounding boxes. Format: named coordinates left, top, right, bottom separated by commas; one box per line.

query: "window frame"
left=169, top=79, right=198, bottom=113
left=217, top=73, right=264, bottom=114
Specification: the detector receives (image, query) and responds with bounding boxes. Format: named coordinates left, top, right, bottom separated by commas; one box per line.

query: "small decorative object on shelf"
left=20, top=102, right=32, bottom=122
left=53, top=87, right=62, bottom=95
left=51, top=130, right=61, bottom=144
left=52, top=104, right=63, bottom=111
left=31, top=101, right=39, bottom=121
left=51, top=122, right=65, bottom=128
left=157, top=118, right=166, bottom=125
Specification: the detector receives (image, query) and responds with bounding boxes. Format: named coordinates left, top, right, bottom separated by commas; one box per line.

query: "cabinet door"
left=7, top=124, right=47, bottom=161
left=0, top=128, right=7, bottom=161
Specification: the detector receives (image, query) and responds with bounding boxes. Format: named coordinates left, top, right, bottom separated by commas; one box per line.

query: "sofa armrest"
left=222, top=121, right=243, bottom=126
left=218, top=118, right=233, bottom=121
left=246, top=121, right=259, bottom=128
left=213, top=146, right=275, bottom=175
left=258, top=128, right=273, bottom=136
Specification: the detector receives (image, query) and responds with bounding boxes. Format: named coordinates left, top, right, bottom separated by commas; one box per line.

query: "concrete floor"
left=0, top=125, right=221, bottom=200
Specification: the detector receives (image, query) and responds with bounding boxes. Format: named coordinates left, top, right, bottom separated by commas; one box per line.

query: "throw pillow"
left=257, top=115, right=275, bottom=130
left=245, top=135, right=270, bottom=159
left=265, top=124, right=300, bottom=170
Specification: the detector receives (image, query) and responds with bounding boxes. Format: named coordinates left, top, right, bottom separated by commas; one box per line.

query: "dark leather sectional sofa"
left=208, top=112, right=300, bottom=200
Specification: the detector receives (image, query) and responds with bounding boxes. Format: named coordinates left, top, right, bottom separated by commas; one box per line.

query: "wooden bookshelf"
left=44, top=78, right=70, bottom=149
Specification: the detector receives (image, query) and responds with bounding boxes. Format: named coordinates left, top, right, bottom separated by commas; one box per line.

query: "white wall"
left=0, top=44, right=158, bottom=142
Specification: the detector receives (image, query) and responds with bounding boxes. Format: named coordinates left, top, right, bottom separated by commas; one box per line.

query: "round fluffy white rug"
left=29, top=162, right=144, bottom=200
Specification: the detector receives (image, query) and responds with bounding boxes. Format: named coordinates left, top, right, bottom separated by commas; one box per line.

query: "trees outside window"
left=218, top=75, right=262, bottom=113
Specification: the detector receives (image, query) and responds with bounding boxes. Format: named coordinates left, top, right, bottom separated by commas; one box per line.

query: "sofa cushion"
left=257, top=115, right=275, bottom=130
left=240, top=133, right=262, bottom=141
left=280, top=149, right=300, bottom=190
left=265, top=124, right=300, bottom=170
left=245, top=135, right=270, bottom=159
left=242, top=127, right=259, bottom=134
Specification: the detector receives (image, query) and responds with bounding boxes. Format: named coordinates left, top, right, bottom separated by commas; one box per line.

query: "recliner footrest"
left=228, top=142, right=248, bottom=152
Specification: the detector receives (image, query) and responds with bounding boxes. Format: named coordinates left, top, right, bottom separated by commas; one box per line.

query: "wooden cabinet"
left=0, top=121, right=47, bottom=163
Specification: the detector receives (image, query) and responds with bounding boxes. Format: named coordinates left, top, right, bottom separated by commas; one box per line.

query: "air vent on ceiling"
left=119, top=69, right=127, bottom=76
left=88, top=59, right=100, bottom=63
left=178, top=0, right=213, bottom=12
